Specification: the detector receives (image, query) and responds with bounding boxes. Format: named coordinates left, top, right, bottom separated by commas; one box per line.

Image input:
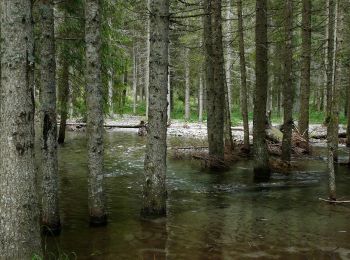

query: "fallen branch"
left=171, top=146, right=208, bottom=150
left=60, top=122, right=142, bottom=129
left=318, top=198, right=350, bottom=203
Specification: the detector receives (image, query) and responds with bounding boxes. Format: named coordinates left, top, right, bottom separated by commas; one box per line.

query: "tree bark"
left=327, top=0, right=342, bottom=199
left=225, top=1, right=233, bottom=113
left=85, top=0, right=107, bottom=225
left=199, top=69, right=204, bottom=122
left=347, top=65, right=350, bottom=147
left=281, top=0, right=294, bottom=162
left=326, top=0, right=336, bottom=121
left=108, top=69, right=114, bottom=115
left=39, top=0, right=61, bottom=235
left=141, top=0, right=169, bottom=217
left=253, top=0, right=270, bottom=179
left=299, top=0, right=312, bottom=145
left=204, top=0, right=225, bottom=166
left=133, top=41, right=137, bottom=114
left=237, top=0, right=250, bottom=151
left=167, top=47, right=171, bottom=122
left=0, top=0, right=42, bottom=257
left=184, top=47, right=191, bottom=121
left=145, top=0, right=151, bottom=119
left=57, top=56, right=69, bottom=144
left=328, top=0, right=341, bottom=161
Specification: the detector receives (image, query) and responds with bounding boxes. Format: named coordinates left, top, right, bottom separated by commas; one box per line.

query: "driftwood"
left=310, top=132, right=347, bottom=139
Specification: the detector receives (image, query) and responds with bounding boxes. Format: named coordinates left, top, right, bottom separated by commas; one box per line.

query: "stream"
left=44, top=131, right=350, bottom=259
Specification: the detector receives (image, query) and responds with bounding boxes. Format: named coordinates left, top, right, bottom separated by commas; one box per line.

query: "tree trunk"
left=108, top=69, right=114, bottom=115
left=133, top=42, right=137, bottom=114
left=281, top=0, right=294, bottom=162
left=122, top=66, right=128, bottom=108
left=57, top=57, right=69, bottom=144
left=199, top=69, right=204, bottom=122
left=145, top=0, right=151, bottom=119
left=184, top=47, right=191, bottom=121
left=204, top=0, right=225, bottom=166
left=330, top=0, right=342, bottom=161
left=326, top=0, right=336, bottom=121
left=347, top=66, right=350, bottom=147
left=327, top=0, right=342, bottom=199
left=85, top=0, right=107, bottom=225
left=39, top=0, right=61, bottom=235
left=299, top=0, right=311, bottom=145
left=237, top=0, right=250, bottom=151
left=167, top=47, right=171, bottom=122
left=0, top=0, right=42, bottom=257
left=225, top=1, right=233, bottom=113
left=141, top=0, right=169, bottom=217
left=253, top=0, right=270, bottom=180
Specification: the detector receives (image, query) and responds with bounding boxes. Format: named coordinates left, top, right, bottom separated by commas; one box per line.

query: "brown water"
left=45, top=131, right=350, bottom=259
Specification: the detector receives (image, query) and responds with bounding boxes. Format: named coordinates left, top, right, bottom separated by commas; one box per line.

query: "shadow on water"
left=43, top=131, right=350, bottom=259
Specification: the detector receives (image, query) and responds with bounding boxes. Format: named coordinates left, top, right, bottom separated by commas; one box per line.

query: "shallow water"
left=45, top=131, right=350, bottom=259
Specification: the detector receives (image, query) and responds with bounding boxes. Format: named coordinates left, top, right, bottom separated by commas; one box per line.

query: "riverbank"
left=63, top=115, right=348, bottom=146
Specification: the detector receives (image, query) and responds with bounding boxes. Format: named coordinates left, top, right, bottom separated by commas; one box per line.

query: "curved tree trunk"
left=39, top=0, right=61, bottom=235
left=0, top=0, right=42, bottom=257
left=141, top=0, right=169, bottom=217
left=85, top=0, right=107, bottom=225
left=253, top=0, right=270, bottom=180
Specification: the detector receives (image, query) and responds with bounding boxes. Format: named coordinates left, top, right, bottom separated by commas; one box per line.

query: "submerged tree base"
left=90, top=214, right=108, bottom=227
left=253, top=167, right=271, bottom=182
left=42, top=221, right=62, bottom=236
left=140, top=207, right=167, bottom=219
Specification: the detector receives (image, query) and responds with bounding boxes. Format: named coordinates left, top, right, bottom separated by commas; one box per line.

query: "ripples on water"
left=45, top=131, right=350, bottom=259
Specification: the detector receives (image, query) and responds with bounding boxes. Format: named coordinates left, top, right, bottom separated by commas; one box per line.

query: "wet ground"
left=45, top=131, right=350, bottom=259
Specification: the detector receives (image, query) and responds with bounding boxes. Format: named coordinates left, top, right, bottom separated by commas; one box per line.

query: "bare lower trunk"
left=298, top=0, right=311, bottom=145
left=145, top=0, right=151, bottom=119
left=225, top=1, right=232, bottom=112
left=58, top=58, right=69, bottom=144
left=185, top=47, right=190, bottom=121
left=253, top=0, right=270, bottom=179
left=327, top=145, right=336, bottom=199
left=0, top=0, right=42, bottom=257
left=85, top=0, right=107, bottom=225
left=39, top=0, right=61, bottom=235
left=167, top=48, right=171, bottom=122
left=332, top=0, right=341, bottom=161
left=133, top=42, right=137, bottom=114
left=347, top=66, right=350, bottom=147
left=204, top=0, right=225, bottom=166
left=281, top=0, right=294, bottom=162
left=326, top=0, right=336, bottom=121
left=108, top=69, right=114, bottom=115
left=237, top=0, right=250, bottom=150
left=199, top=70, right=204, bottom=122
left=141, top=0, right=169, bottom=217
